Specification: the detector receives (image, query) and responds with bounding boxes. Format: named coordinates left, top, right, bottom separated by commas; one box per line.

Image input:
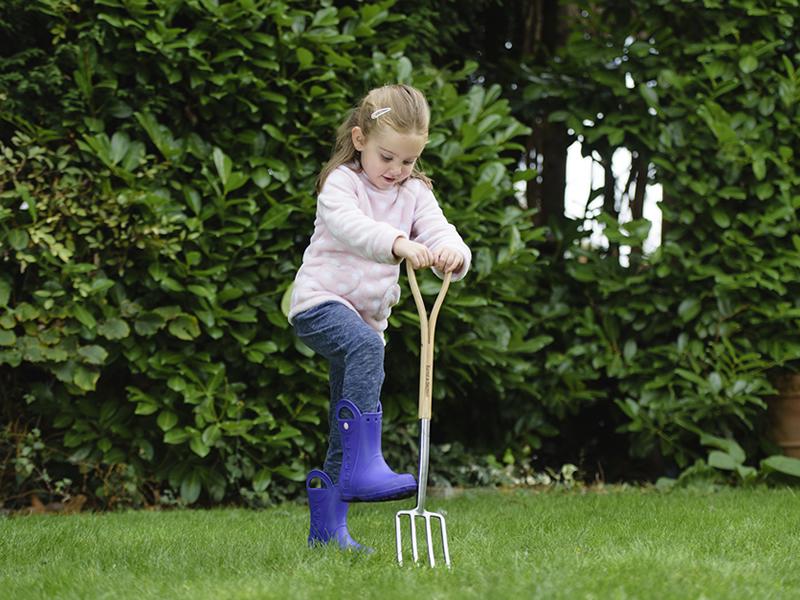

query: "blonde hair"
left=316, top=84, right=432, bottom=193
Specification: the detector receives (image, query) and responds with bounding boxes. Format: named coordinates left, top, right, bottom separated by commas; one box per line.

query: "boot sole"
left=341, top=483, right=417, bottom=503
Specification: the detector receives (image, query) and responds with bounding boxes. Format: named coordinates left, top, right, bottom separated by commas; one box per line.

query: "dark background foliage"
left=2, top=0, right=799, bottom=509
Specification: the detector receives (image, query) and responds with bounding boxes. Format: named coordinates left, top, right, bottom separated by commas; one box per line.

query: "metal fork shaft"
left=416, top=418, right=431, bottom=509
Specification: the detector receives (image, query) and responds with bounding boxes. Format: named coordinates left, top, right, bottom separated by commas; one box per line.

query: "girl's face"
left=352, top=126, right=427, bottom=190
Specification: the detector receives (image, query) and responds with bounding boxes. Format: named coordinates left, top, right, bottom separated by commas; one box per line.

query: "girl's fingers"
left=413, top=249, right=431, bottom=269
left=411, top=246, right=462, bottom=270
left=437, top=256, right=446, bottom=271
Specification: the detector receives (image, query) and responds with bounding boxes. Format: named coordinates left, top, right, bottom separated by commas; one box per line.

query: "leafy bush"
left=0, top=0, right=538, bottom=507
left=502, top=0, right=800, bottom=470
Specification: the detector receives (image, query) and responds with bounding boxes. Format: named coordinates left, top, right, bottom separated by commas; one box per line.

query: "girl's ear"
left=351, top=126, right=366, bottom=151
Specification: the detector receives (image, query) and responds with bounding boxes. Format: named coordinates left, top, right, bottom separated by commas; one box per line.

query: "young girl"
left=289, top=84, right=471, bottom=550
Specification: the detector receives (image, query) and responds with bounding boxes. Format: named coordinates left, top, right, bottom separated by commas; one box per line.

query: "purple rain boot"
left=306, top=469, right=368, bottom=551
left=336, top=399, right=417, bottom=502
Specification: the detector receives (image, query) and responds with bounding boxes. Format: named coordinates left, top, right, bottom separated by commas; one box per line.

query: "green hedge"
left=509, top=0, right=800, bottom=469
left=0, top=0, right=539, bottom=506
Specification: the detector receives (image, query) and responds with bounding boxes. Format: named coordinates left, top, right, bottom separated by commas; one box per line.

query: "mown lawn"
left=1, top=486, right=798, bottom=599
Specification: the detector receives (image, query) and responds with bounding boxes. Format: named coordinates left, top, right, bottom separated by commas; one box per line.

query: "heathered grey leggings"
left=292, top=301, right=385, bottom=482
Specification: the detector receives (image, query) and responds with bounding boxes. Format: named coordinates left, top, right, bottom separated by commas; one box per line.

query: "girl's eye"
left=381, top=155, right=392, bottom=162
left=403, top=160, right=414, bottom=166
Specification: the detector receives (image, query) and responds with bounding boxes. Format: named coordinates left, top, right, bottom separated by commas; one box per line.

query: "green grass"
left=2, top=487, right=799, bottom=599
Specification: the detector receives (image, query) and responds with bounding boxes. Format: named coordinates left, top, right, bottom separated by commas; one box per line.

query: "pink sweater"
left=288, top=164, right=471, bottom=333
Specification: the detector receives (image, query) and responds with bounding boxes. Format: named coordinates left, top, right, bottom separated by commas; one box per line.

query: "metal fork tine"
left=425, top=514, right=435, bottom=567
left=395, top=513, right=404, bottom=566
left=437, top=514, right=451, bottom=568
left=410, top=513, right=419, bottom=563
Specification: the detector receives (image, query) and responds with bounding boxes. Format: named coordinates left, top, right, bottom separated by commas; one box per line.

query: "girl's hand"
left=433, top=246, right=464, bottom=274
left=392, top=237, right=434, bottom=269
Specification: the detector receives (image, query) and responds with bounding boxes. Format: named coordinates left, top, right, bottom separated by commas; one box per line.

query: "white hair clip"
left=370, top=107, right=392, bottom=119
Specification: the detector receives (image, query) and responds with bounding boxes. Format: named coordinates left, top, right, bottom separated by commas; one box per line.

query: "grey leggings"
left=292, top=301, right=385, bottom=482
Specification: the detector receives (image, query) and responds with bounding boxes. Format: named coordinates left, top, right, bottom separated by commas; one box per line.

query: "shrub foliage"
left=0, top=0, right=534, bottom=506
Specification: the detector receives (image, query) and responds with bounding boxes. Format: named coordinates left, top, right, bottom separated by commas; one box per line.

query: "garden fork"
left=395, top=260, right=452, bottom=568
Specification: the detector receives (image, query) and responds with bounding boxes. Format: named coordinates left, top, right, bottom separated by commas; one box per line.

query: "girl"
left=289, top=84, right=471, bottom=550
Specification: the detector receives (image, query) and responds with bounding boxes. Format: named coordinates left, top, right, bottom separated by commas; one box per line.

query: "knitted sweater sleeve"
left=410, top=184, right=472, bottom=281
left=317, top=169, right=406, bottom=264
